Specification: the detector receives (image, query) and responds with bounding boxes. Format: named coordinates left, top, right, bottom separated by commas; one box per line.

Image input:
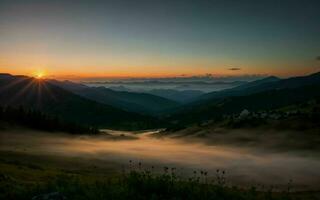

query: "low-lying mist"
left=1, top=129, right=320, bottom=189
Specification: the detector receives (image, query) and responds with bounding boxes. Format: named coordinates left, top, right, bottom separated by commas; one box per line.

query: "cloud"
left=228, top=67, right=241, bottom=71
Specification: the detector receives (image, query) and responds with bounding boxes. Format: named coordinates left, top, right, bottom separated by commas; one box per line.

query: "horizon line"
left=2, top=70, right=320, bottom=82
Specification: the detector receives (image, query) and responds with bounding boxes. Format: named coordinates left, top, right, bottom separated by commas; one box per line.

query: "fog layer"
left=1, top=129, right=319, bottom=189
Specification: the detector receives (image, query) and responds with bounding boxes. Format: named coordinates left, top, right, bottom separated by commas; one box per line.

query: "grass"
left=1, top=152, right=319, bottom=200
left=0, top=169, right=292, bottom=200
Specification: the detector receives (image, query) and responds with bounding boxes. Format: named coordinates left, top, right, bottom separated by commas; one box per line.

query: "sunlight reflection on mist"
left=1, top=129, right=320, bottom=188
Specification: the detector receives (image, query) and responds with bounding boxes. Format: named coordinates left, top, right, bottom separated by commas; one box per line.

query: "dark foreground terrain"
left=1, top=151, right=320, bottom=200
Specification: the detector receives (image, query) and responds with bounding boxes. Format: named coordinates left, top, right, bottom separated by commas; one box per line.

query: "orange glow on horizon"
left=1, top=64, right=318, bottom=81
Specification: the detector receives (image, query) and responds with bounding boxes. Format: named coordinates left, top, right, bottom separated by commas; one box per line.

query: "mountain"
left=49, top=80, right=180, bottom=115
left=231, top=76, right=280, bottom=90
left=85, top=80, right=247, bottom=94
left=0, top=74, right=160, bottom=130
left=105, top=84, right=205, bottom=103
left=196, top=72, right=320, bottom=102
left=196, top=76, right=281, bottom=102
left=167, top=72, right=320, bottom=126
left=168, top=85, right=320, bottom=126
left=146, top=89, right=204, bottom=103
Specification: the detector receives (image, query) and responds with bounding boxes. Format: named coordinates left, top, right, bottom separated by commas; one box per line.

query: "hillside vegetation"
left=0, top=106, right=99, bottom=134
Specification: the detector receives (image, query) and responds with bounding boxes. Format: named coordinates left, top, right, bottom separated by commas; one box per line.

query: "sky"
left=0, top=0, right=320, bottom=80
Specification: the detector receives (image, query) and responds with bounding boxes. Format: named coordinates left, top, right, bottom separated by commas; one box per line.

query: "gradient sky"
left=0, top=0, right=320, bottom=79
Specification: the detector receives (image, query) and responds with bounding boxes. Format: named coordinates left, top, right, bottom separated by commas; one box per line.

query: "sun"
left=34, top=71, right=45, bottom=79
left=35, top=73, right=44, bottom=79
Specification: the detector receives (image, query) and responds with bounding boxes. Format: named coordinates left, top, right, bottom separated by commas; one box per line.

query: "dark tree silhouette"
left=0, top=105, right=99, bottom=134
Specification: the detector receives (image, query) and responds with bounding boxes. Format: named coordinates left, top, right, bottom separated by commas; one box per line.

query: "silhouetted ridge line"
left=0, top=74, right=163, bottom=130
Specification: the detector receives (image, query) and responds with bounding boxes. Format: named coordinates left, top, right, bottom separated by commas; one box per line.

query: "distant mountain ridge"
left=197, top=72, right=320, bottom=102
left=2, top=72, right=320, bottom=130
left=167, top=71, right=320, bottom=125
left=105, top=86, right=205, bottom=103
left=196, top=76, right=281, bottom=101
left=0, top=74, right=160, bottom=130
left=146, top=89, right=204, bottom=103
left=48, top=79, right=180, bottom=115
left=168, top=85, right=320, bottom=126
left=85, top=80, right=247, bottom=86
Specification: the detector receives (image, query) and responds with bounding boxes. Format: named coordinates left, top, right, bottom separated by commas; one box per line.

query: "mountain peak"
left=260, top=76, right=280, bottom=81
